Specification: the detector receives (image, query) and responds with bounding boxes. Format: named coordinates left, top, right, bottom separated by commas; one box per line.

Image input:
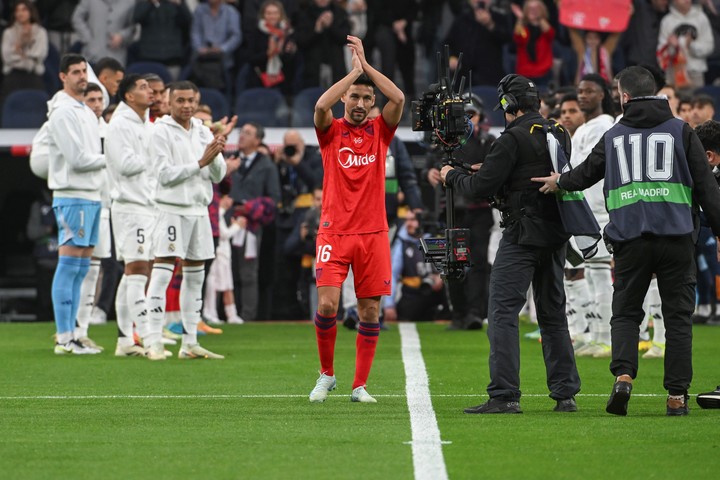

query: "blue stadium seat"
left=472, top=85, right=504, bottom=127
left=198, top=88, right=230, bottom=120
left=290, top=87, right=344, bottom=127
left=234, top=88, right=289, bottom=127
left=126, top=62, right=173, bottom=83
left=1, top=90, right=50, bottom=128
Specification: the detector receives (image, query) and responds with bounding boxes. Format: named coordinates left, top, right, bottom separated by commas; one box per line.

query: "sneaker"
left=164, top=349, right=172, bottom=357
left=203, top=314, right=223, bottom=325
left=77, top=336, right=104, bottom=351
left=88, top=307, right=107, bottom=325
left=524, top=328, right=541, bottom=340
left=162, top=327, right=182, bottom=341
left=606, top=375, right=633, bottom=416
left=114, top=343, right=145, bottom=357
left=145, top=342, right=166, bottom=361
left=464, top=397, right=522, bottom=414
left=227, top=316, right=245, bottom=325
left=167, top=322, right=184, bottom=335
left=464, top=313, right=484, bottom=331
left=592, top=343, right=611, bottom=358
left=554, top=397, right=577, bottom=412
left=638, top=340, right=653, bottom=352
left=667, top=394, right=689, bottom=416
left=351, top=386, right=377, bottom=403
left=642, top=343, right=665, bottom=359
left=198, top=320, right=223, bottom=335
left=178, top=343, right=224, bottom=359
left=696, top=386, right=720, bottom=409
left=343, top=307, right=359, bottom=331
left=161, top=337, right=177, bottom=346
left=309, top=373, right=337, bottom=402
left=54, top=339, right=101, bottom=355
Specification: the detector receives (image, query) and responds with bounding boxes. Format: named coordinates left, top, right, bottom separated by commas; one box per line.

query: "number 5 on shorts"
left=317, top=244, right=332, bottom=264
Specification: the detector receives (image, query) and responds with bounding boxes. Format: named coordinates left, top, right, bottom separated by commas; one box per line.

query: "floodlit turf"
left=0, top=321, right=718, bottom=479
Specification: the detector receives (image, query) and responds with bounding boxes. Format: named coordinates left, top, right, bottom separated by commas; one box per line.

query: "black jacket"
left=559, top=98, right=720, bottom=239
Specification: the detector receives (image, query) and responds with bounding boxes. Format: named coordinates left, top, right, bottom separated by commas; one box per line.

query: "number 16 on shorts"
left=316, top=244, right=332, bottom=264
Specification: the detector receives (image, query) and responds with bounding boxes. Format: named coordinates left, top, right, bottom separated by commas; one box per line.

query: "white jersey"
left=47, top=91, right=105, bottom=201
left=151, top=115, right=226, bottom=216
left=105, top=101, right=156, bottom=214
left=570, top=114, right=614, bottom=225
left=217, top=207, right=242, bottom=259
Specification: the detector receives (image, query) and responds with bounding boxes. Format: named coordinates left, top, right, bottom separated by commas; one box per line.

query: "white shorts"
left=208, top=254, right=233, bottom=291
left=112, top=209, right=157, bottom=262
left=92, top=207, right=112, bottom=259
left=153, top=211, right=215, bottom=261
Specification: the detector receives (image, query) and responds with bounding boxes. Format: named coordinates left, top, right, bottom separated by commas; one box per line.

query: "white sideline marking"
left=0, top=393, right=670, bottom=400
left=399, top=323, right=449, bottom=480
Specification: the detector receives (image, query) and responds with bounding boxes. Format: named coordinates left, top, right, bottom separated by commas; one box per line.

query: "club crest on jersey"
left=338, top=146, right=376, bottom=169
left=353, top=137, right=363, bottom=145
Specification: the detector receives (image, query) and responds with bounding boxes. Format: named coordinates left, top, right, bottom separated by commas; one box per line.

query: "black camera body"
left=413, top=45, right=473, bottom=281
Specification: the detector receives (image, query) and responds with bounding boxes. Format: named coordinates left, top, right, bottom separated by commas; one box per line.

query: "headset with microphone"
left=494, top=74, right=540, bottom=115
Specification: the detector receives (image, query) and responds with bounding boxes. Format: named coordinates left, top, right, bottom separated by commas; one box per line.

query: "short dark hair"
left=142, top=73, right=163, bottom=84
left=517, top=95, right=541, bottom=113
left=246, top=121, right=265, bottom=140
left=352, top=74, right=375, bottom=90
left=117, top=73, right=144, bottom=102
left=559, top=93, right=579, bottom=106
left=84, top=82, right=102, bottom=95
left=617, top=66, right=657, bottom=99
left=640, top=63, right=666, bottom=92
left=94, top=57, right=125, bottom=75
left=692, top=93, right=715, bottom=109
left=169, top=80, right=199, bottom=96
left=696, top=120, right=720, bottom=153
left=60, top=54, right=86, bottom=74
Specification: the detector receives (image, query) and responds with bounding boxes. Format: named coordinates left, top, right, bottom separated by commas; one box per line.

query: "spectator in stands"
left=658, top=83, right=680, bottom=115
left=570, top=28, right=621, bottom=84
left=690, top=93, right=716, bottom=128
left=26, top=185, right=58, bottom=322
left=36, top=0, right=78, bottom=54
left=444, top=0, right=512, bottom=87
left=559, top=93, right=584, bottom=137
left=295, top=0, right=351, bottom=88
left=658, top=0, right=714, bottom=90
left=511, top=0, right=554, bottom=89
left=621, top=0, right=669, bottom=71
left=366, top=0, right=417, bottom=100
left=0, top=0, right=47, bottom=105
left=246, top=0, right=298, bottom=95
left=229, top=122, right=281, bottom=321
left=133, top=0, right=193, bottom=79
left=71, top=0, right=136, bottom=65
left=190, top=0, right=242, bottom=88
left=384, top=210, right=447, bottom=322
left=241, top=0, right=299, bottom=37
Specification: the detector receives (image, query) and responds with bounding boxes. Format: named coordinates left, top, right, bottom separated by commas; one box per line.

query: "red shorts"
left=315, top=231, right=391, bottom=297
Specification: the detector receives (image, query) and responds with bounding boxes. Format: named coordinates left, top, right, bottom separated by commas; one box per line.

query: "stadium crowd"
left=4, top=0, right=720, bottom=355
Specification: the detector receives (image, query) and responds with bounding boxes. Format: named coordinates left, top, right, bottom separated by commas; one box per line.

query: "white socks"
left=127, top=274, right=148, bottom=343
left=587, top=264, right=613, bottom=346
left=180, top=265, right=205, bottom=347
left=115, top=275, right=134, bottom=347
left=565, top=277, right=592, bottom=339
left=145, top=263, right=175, bottom=347
left=74, top=259, right=100, bottom=339
left=647, top=278, right=665, bottom=345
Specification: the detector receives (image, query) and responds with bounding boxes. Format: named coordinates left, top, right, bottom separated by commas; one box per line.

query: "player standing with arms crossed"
left=309, top=35, right=404, bottom=403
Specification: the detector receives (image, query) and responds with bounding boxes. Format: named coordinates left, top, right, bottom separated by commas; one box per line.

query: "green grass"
left=0, top=322, right=718, bottom=479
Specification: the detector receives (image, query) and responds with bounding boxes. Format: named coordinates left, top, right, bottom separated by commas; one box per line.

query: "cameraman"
left=426, top=94, right=495, bottom=330
left=440, top=74, right=580, bottom=414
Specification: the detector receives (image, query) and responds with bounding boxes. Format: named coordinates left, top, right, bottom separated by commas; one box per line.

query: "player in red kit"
left=308, top=35, right=405, bottom=403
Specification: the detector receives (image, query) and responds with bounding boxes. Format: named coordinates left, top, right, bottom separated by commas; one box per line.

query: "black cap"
left=494, top=74, right=539, bottom=111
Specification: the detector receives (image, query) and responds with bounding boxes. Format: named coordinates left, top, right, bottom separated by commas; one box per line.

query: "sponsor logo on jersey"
left=353, top=137, right=363, bottom=145
left=337, top=147, right=376, bottom=169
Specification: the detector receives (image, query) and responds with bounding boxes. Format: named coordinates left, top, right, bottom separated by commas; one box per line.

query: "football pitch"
left=0, top=321, right=718, bottom=479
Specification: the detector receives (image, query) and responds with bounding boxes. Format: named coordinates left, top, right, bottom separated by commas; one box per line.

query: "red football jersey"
left=316, top=115, right=397, bottom=234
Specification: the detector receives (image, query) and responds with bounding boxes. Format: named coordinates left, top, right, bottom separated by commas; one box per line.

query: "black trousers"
left=487, top=236, right=580, bottom=401
left=610, top=235, right=696, bottom=395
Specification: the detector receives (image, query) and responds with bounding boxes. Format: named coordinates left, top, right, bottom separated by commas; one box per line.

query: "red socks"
left=314, top=312, right=337, bottom=376
left=353, top=322, right=380, bottom=389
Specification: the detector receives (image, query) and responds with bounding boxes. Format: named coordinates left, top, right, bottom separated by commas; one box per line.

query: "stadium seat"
left=198, top=87, right=230, bottom=120
left=290, top=87, right=344, bottom=127
left=235, top=88, right=289, bottom=127
left=472, top=85, right=504, bottom=127
left=126, top=62, right=173, bottom=83
left=1, top=90, right=50, bottom=128
left=42, top=42, right=61, bottom=95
